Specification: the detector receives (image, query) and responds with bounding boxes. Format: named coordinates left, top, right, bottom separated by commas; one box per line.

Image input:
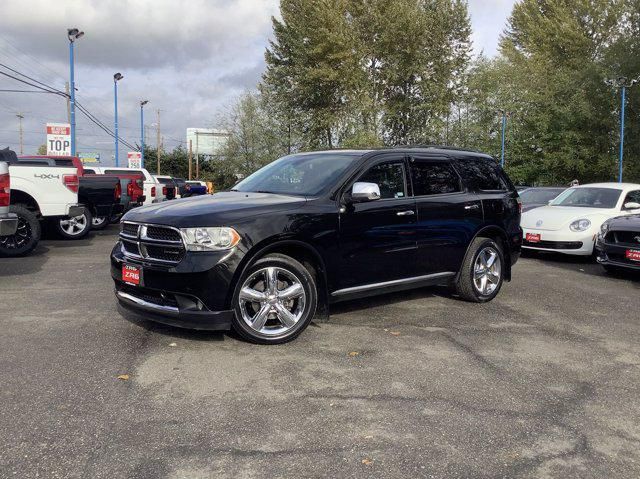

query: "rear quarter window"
left=454, top=157, right=510, bottom=192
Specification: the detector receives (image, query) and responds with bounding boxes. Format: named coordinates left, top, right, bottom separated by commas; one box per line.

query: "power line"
left=0, top=62, right=66, bottom=95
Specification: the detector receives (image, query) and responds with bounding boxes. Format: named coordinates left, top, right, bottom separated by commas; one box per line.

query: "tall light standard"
left=67, top=28, right=84, bottom=156
left=498, top=109, right=510, bottom=168
left=140, top=100, right=149, bottom=168
left=605, top=76, right=639, bottom=182
left=113, top=72, right=123, bottom=166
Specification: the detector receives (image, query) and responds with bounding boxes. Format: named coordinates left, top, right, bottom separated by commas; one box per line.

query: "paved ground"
left=1, top=225, right=640, bottom=479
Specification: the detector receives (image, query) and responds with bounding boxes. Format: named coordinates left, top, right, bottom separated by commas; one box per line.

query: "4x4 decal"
left=34, top=173, right=60, bottom=179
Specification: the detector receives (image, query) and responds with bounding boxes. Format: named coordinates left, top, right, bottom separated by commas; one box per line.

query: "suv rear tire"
left=455, top=237, right=504, bottom=303
left=0, top=204, right=41, bottom=257
left=231, top=253, right=317, bottom=344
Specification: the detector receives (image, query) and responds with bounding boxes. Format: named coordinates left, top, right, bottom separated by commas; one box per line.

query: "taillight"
left=114, top=182, right=122, bottom=201
left=162, top=186, right=168, bottom=196
left=151, top=186, right=156, bottom=197
left=0, top=173, right=10, bottom=207
left=127, top=181, right=134, bottom=198
left=63, top=174, right=79, bottom=193
left=516, top=197, right=522, bottom=214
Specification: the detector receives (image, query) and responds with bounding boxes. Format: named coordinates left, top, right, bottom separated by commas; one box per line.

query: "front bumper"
left=596, top=238, right=640, bottom=271
left=111, top=241, right=242, bottom=330
left=0, top=213, right=18, bottom=236
left=521, top=227, right=595, bottom=255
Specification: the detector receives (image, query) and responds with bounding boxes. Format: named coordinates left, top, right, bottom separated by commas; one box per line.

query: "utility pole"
left=113, top=73, right=123, bottom=167
left=605, top=76, right=640, bottom=182
left=16, top=113, right=24, bottom=155
left=67, top=28, right=84, bottom=156
left=65, top=82, right=71, bottom=123
left=195, top=131, right=199, bottom=179
left=188, top=140, right=193, bottom=180
left=498, top=109, right=510, bottom=168
left=139, top=100, right=148, bottom=169
left=156, top=109, right=161, bottom=175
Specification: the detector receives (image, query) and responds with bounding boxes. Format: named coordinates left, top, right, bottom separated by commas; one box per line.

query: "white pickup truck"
left=0, top=161, right=18, bottom=237
left=84, top=166, right=166, bottom=205
left=0, top=148, right=83, bottom=256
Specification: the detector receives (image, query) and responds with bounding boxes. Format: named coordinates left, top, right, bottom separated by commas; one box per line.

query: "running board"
left=331, top=272, right=455, bottom=301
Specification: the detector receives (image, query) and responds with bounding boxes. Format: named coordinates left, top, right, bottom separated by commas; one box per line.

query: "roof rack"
left=400, top=144, right=485, bottom=154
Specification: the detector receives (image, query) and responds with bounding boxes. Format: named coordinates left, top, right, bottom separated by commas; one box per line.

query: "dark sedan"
left=596, top=214, right=640, bottom=273
left=518, top=187, right=566, bottom=213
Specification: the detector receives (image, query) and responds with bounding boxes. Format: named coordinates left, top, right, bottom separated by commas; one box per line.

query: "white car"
left=521, top=182, right=640, bottom=255
left=85, top=166, right=165, bottom=205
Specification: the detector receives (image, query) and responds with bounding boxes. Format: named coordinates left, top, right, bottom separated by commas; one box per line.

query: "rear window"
left=455, top=158, right=509, bottom=191
left=156, top=177, right=174, bottom=185
left=84, top=169, right=96, bottom=174
left=106, top=169, right=143, bottom=176
left=411, top=161, right=461, bottom=196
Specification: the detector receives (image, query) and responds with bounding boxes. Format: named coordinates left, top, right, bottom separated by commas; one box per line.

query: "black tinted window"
left=411, top=161, right=460, bottom=196
left=624, top=190, right=640, bottom=205
left=359, top=162, right=406, bottom=199
left=455, top=158, right=507, bottom=191
left=84, top=169, right=96, bottom=174
left=105, top=169, right=143, bottom=175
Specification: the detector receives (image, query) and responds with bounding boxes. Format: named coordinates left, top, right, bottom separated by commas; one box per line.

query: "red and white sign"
left=46, top=122, right=71, bottom=156
left=127, top=151, right=142, bottom=169
left=625, top=249, right=640, bottom=262
left=122, top=264, right=141, bottom=285
left=526, top=233, right=541, bottom=243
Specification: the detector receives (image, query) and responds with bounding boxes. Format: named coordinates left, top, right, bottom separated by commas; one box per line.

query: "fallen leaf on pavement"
left=117, top=374, right=130, bottom=381
left=169, top=342, right=177, bottom=347
left=348, top=351, right=359, bottom=357
left=390, top=331, right=401, bottom=336
left=362, top=458, right=373, bottom=465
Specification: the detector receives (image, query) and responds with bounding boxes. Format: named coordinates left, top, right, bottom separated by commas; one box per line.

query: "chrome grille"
left=119, top=222, right=185, bottom=264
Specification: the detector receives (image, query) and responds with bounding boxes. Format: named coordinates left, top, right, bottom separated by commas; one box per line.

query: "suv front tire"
left=232, top=253, right=318, bottom=344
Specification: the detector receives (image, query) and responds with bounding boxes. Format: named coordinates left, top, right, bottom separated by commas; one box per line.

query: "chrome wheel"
left=238, top=266, right=306, bottom=337
left=473, top=246, right=501, bottom=296
left=60, top=213, right=88, bottom=236
left=92, top=216, right=107, bottom=227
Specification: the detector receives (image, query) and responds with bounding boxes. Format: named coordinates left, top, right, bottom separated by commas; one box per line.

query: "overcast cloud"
left=0, top=0, right=515, bottom=164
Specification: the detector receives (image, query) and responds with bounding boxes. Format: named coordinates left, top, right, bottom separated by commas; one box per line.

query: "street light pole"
left=113, top=73, right=123, bottom=166
left=605, top=76, right=639, bottom=183
left=140, top=100, right=148, bottom=169
left=67, top=28, right=84, bottom=157
left=498, top=109, right=509, bottom=168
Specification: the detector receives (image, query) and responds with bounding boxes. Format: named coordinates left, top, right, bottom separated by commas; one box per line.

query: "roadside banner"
left=46, top=123, right=71, bottom=156
left=78, top=152, right=100, bottom=163
left=127, top=151, right=141, bottom=169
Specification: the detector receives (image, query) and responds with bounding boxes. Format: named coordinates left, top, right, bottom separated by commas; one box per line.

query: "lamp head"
left=114, top=73, right=124, bottom=82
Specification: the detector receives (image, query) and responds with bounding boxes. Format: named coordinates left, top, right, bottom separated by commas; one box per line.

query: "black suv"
left=111, top=147, right=522, bottom=344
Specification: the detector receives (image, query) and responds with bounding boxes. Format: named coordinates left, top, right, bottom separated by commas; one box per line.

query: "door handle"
left=464, top=204, right=480, bottom=210
left=396, top=210, right=415, bottom=216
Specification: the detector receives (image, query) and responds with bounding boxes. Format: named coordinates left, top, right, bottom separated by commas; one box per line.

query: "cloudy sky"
left=0, top=0, right=515, bottom=165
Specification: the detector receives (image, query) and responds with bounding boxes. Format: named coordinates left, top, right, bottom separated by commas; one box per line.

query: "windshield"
left=233, top=152, right=362, bottom=196
left=519, top=188, right=565, bottom=204
left=550, top=187, right=621, bottom=209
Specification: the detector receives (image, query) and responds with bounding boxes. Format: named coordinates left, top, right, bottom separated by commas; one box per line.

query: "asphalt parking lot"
left=1, top=226, right=640, bottom=479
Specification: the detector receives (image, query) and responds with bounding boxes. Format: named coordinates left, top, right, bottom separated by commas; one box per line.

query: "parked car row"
left=519, top=182, right=640, bottom=274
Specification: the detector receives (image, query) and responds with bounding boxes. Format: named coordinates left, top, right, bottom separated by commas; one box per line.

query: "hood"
left=521, top=205, right=611, bottom=231
left=122, top=191, right=307, bottom=228
left=605, top=214, right=640, bottom=232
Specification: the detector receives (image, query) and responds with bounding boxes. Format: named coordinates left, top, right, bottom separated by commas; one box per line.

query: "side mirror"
left=350, top=182, right=381, bottom=203
left=624, top=201, right=640, bottom=210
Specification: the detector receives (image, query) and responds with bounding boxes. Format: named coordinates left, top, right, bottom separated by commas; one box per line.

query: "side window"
left=84, top=169, right=95, bottom=174
left=624, top=190, right=640, bottom=206
left=411, top=161, right=461, bottom=196
left=455, top=158, right=507, bottom=191
left=358, top=162, right=406, bottom=199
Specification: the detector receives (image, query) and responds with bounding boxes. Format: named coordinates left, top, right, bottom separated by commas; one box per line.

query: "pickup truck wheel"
left=454, top=237, right=504, bottom=303
left=91, top=216, right=109, bottom=230
left=232, top=254, right=317, bottom=345
left=55, top=206, right=92, bottom=240
left=0, top=204, right=41, bottom=257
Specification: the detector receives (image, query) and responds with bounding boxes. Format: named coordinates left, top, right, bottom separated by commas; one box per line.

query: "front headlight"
left=569, top=219, right=591, bottom=232
left=180, top=227, right=240, bottom=251
left=600, top=221, right=610, bottom=235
